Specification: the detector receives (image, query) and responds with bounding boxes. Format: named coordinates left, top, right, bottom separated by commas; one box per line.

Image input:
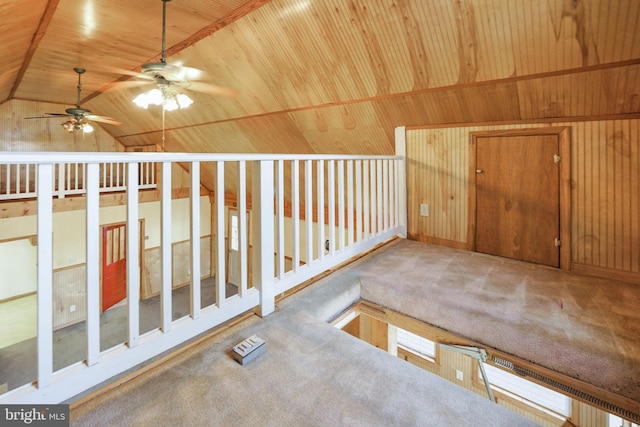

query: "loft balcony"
left=0, top=150, right=407, bottom=404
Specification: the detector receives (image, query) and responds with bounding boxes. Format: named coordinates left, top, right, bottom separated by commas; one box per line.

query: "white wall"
left=0, top=238, right=37, bottom=300
left=0, top=195, right=212, bottom=299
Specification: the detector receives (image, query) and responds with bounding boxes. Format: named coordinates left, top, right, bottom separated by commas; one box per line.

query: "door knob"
left=476, top=169, right=484, bottom=174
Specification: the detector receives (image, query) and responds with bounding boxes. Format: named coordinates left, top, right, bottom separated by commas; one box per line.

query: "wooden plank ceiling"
left=1, top=0, right=639, bottom=156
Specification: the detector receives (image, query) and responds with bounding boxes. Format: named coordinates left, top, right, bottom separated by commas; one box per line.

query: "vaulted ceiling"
left=2, top=0, right=639, bottom=155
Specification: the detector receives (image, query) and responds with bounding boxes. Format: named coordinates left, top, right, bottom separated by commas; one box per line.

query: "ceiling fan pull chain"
left=162, top=106, right=166, bottom=150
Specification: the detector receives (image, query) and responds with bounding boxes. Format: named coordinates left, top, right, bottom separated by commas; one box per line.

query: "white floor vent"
left=491, top=356, right=639, bottom=424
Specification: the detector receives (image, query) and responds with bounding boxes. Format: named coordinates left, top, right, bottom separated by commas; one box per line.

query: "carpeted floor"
left=71, top=254, right=538, bottom=427
left=353, top=239, right=640, bottom=404
left=18, top=238, right=640, bottom=425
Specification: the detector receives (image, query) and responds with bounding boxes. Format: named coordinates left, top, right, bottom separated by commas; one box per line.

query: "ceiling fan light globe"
left=83, top=123, right=94, bottom=133
left=132, top=94, right=150, bottom=109
left=148, top=89, right=164, bottom=106
left=163, top=99, right=179, bottom=111
left=177, top=93, right=193, bottom=109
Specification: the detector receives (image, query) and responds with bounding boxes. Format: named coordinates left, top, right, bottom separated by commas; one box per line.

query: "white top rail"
left=1, top=152, right=402, bottom=164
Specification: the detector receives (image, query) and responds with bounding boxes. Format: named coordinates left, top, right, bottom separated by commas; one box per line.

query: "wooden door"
left=102, top=223, right=127, bottom=311
left=474, top=134, right=560, bottom=267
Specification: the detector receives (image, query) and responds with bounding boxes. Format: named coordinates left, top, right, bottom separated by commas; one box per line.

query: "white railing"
left=0, top=161, right=157, bottom=200
left=0, top=151, right=406, bottom=404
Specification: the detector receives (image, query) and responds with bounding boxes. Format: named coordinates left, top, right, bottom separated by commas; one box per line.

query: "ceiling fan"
left=129, top=0, right=239, bottom=111
left=26, top=67, right=122, bottom=133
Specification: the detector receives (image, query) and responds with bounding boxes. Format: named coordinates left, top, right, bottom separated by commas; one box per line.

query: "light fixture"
left=132, top=84, right=193, bottom=111
left=62, top=120, right=94, bottom=133
left=131, top=0, right=194, bottom=112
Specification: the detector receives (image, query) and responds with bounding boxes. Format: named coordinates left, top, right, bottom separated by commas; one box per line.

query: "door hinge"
left=554, top=238, right=561, bottom=247
left=554, top=154, right=561, bottom=163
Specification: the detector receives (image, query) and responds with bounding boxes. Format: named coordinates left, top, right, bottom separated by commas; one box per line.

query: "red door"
left=102, top=223, right=127, bottom=311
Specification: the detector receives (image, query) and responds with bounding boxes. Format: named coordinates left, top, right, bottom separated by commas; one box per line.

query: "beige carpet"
left=71, top=250, right=538, bottom=427
left=353, top=239, right=640, bottom=404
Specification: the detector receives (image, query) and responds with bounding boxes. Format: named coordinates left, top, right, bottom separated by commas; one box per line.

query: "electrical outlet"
left=456, top=370, right=463, bottom=381
left=69, top=304, right=76, bottom=313
left=420, top=203, right=430, bottom=217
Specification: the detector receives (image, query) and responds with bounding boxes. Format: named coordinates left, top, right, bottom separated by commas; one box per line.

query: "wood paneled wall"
left=52, top=264, right=86, bottom=330
left=406, top=119, right=639, bottom=281
left=0, top=100, right=123, bottom=152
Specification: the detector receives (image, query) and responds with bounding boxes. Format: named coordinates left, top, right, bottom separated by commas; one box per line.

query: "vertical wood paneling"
left=407, top=119, right=640, bottom=278
left=632, top=120, right=640, bottom=273
left=407, top=128, right=468, bottom=243
left=52, top=265, right=86, bottom=330
left=578, top=400, right=608, bottom=426
left=4, top=1, right=640, bottom=159
left=0, top=100, right=124, bottom=153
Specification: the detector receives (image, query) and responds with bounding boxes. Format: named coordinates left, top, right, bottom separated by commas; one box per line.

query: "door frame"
left=99, top=219, right=145, bottom=311
left=468, top=127, right=571, bottom=270
left=226, top=207, right=251, bottom=286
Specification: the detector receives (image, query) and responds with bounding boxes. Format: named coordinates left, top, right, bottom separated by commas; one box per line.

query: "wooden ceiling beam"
left=82, top=0, right=273, bottom=104
left=165, top=0, right=274, bottom=56
left=114, top=58, right=640, bottom=140
left=8, top=0, right=60, bottom=100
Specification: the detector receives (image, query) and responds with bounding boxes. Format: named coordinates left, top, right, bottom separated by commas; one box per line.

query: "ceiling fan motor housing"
left=65, top=108, right=91, bottom=116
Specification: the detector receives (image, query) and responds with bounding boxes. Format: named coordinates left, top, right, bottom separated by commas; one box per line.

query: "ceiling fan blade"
left=85, top=115, right=122, bottom=125
left=114, top=80, right=153, bottom=90
left=187, top=81, right=239, bottom=98
left=25, top=113, right=71, bottom=119
left=171, top=65, right=207, bottom=82
left=100, top=65, right=150, bottom=79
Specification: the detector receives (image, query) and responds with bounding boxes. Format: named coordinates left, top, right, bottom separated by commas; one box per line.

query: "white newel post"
left=395, top=126, right=408, bottom=238
left=292, top=160, right=301, bottom=272
left=161, top=161, right=172, bottom=331
left=215, top=162, right=226, bottom=308
left=86, top=163, right=100, bottom=366
left=57, top=163, right=65, bottom=198
left=127, top=163, right=140, bottom=348
left=252, top=160, right=275, bottom=317
left=276, top=160, right=285, bottom=279
left=238, top=161, right=248, bottom=297
left=190, top=161, right=201, bottom=319
left=317, top=160, right=324, bottom=262
left=37, top=163, right=54, bottom=389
